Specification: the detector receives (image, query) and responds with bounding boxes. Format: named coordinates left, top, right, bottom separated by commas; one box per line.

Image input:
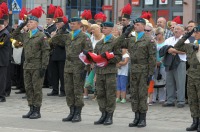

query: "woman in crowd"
left=83, top=24, right=104, bottom=99
left=152, top=27, right=166, bottom=104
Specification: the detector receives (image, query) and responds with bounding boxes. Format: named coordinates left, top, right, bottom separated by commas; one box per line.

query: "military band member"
left=0, top=8, right=10, bottom=102
left=47, top=6, right=68, bottom=97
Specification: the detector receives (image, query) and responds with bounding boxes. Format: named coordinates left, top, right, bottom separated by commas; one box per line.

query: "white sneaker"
left=83, top=96, right=89, bottom=99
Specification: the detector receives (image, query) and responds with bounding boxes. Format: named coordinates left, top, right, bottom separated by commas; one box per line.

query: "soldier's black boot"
left=129, top=111, right=140, bottom=127
left=103, top=112, right=113, bottom=125
left=186, top=117, right=198, bottom=131
left=137, top=113, right=146, bottom=128
left=22, top=105, right=34, bottom=118
left=29, top=106, right=41, bottom=119
left=94, top=112, right=107, bottom=125
left=72, top=106, right=82, bottom=122
left=62, top=106, right=75, bottom=122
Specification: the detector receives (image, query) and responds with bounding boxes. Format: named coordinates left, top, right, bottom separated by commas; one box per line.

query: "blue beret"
left=101, top=22, right=114, bottom=27
left=70, top=17, right=81, bottom=22
left=135, top=18, right=146, bottom=25
left=29, top=16, right=39, bottom=22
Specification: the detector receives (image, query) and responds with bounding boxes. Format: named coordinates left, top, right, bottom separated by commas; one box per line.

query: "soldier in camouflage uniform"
left=12, top=7, right=50, bottom=119
left=123, top=18, right=156, bottom=128
left=93, top=22, right=121, bottom=125
left=62, top=17, right=92, bottom=123
left=173, top=26, right=200, bottom=132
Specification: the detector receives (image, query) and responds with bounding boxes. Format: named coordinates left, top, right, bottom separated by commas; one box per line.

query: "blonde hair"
left=91, top=24, right=100, bottom=29
left=146, top=22, right=153, bottom=28
left=155, top=27, right=165, bottom=35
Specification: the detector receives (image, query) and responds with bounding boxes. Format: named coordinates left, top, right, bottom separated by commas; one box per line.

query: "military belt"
left=131, top=60, right=148, bottom=65
left=26, top=59, right=41, bottom=63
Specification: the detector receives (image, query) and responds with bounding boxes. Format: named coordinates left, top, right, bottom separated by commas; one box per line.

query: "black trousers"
left=0, top=66, right=7, bottom=98
left=15, top=63, right=25, bottom=92
left=5, top=62, right=11, bottom=95
left=51, top=61, right=65, bottom=93
left=43, top=60, right=52, bottom=87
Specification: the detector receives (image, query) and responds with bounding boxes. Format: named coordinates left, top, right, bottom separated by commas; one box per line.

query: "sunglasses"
left=155, top=33, right=160, bottom=36
left=144, top=29, right=151, bottom=32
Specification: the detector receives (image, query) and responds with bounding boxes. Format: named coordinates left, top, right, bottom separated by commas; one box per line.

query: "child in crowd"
left=116, top=47, right=130, bottom=103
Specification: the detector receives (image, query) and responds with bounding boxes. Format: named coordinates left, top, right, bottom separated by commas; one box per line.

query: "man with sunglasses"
left=173, top=26, right=200, bottom=132
left=121, top=4, right=132, bottom=33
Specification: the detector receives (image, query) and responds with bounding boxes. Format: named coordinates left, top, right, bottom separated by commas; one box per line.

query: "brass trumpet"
left=10, top=38, right=23, bottom=48
left=24, top=15, right=27, bottom=21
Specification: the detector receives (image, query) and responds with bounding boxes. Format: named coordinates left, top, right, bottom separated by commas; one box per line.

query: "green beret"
left=194, top=26, right=200, bottom=32
left=101, top=22, right=114, bottom=27
left=29, top=16, right=39, bottom=22
left=135, top=18, right=146, bottom=25
left=70, top=17, right=81, bottom=22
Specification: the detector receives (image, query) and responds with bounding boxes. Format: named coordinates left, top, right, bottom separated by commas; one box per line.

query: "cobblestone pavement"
left=0, top=89, right=191, bottom=132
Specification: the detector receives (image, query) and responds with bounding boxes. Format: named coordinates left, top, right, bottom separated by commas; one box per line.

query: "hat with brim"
left=46, top=14, right=54, bottom=19
left=3, top=15, right=8, bottom=20
left=0, top=19, right=4, bottom=25
left=101, top=22, right=114, bottom=27
left=81, top=19, right=89, bottom=27
left=122, top=14, right=130, bottom=19
left=54, top=17, right=63, bottom=23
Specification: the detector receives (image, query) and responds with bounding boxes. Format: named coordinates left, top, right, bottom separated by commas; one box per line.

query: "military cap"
left=121, top=4, right=132, bottom=19
left=47, top=4, right=56, bottom=18
left=29, top=6, right=45, bottom=22
left=0, top=2, right=9, bottom=20
left=70, top=17, right=81, bottom=22
left=101, top=22, right=114, bottom=27
left=194, top=25, right=200, bottom=32
left=0, top=19, right=4, bottom=25
left=135, top=18, right=146, bottom=25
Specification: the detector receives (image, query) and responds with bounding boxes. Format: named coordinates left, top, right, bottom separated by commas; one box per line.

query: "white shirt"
left=118, top=53, right=130, bottom=76
left=13, top=47, right=23, bottom=64
left=165, top=35, right=189, bottom=61
left=90, top=34, right=104, bottom=50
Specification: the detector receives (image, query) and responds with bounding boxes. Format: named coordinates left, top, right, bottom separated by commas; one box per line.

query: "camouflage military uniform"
left=125, top=34, right=156, bottom=113
left=64, top=31, right=92, bottom=108
left=12, top=27, right=50, bottom=107
left=174, top=38, right=200, bottom=118
left=94, top=36, right=121, bottom=113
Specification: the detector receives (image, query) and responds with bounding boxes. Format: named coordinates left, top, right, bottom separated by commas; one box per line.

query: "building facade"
left=1, top=0, right=199, bottom=27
